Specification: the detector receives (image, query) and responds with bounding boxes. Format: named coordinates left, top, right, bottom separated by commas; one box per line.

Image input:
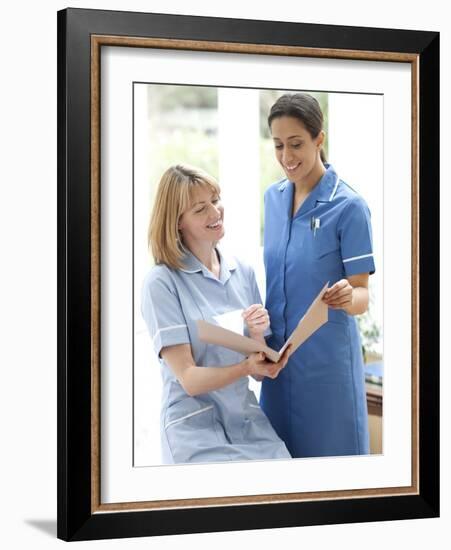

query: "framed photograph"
left=57, top=7, right=439, bottom=541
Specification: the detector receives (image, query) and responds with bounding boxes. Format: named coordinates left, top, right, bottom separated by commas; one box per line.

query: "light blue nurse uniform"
left=260, top=164, right=375, bottom=458
left=141, top=248, right=291, bottom=464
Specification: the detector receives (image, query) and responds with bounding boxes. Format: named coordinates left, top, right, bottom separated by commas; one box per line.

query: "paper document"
left=213, top=309, right=244, bottom=335
left=197, top=282, right=329, bottom=363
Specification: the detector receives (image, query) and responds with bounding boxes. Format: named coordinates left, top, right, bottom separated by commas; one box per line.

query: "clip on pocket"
left=310, top=216, right=321, bottom=237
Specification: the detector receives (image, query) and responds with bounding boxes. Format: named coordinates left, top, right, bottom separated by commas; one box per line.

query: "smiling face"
left=178, top=185, right=225, bottom=248
left=270, top=116, right=325, bottom=186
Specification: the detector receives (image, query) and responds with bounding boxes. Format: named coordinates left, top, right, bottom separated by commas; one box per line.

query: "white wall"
left=0, top=1, right=448, bottom=549
left=133, top=86, right=264, bottom=465
left=328, top=93, right=384, bottom=347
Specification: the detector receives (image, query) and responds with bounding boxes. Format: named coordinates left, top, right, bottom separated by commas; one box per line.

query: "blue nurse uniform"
left=141, top=248, right=291, bottom=464
left=260, top=164, right=375, bottom=458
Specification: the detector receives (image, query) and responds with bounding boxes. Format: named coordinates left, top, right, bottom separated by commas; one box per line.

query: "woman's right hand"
left=244, top=345, right=291, bottom=379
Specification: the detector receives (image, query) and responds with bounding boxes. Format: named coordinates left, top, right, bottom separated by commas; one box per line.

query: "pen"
left=311, top=217, right=321, bottom=237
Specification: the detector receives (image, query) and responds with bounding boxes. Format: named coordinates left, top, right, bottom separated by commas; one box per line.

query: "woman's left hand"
left=242, top=304, right=270, bottom=337
left=323, top=279, right=354, bottom=310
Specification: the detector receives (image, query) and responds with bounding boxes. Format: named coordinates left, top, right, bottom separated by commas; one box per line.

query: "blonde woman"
left=141, top=164, right=291, bottom=464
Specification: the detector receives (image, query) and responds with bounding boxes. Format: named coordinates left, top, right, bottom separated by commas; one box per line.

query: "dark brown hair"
left=268, top=93, right=327, bottom=163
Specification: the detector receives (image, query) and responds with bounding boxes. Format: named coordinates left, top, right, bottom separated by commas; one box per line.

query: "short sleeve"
left=247, top=265, right=272, bottom=338
left=338, top=198, right=376, bottom=277
left=141, top=270, right=190, bottom=357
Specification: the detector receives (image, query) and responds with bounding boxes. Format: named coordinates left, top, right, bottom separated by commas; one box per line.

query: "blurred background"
left=134, top=84, right=383, bottom=465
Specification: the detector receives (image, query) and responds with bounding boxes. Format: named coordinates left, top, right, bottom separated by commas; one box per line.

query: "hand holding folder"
left=197, top=283, right=329, bottom=362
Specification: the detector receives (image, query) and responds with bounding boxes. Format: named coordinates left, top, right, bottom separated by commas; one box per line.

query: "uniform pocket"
left=315, top=231, right=339, bottom=258
left=314, top=230, right=340, bottom=259
left=164, top=398, right=225, bottom=463
left=312, top=231, right=342, bottom=278
left=301, top=320, right=352, bottom=381
left=243, top=389, right=278, bottom=428
left=164, top=401, right=214, bottom=430
left=241, top=390, right=282, bottom=443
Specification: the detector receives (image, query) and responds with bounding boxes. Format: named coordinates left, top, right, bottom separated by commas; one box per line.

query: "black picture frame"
left=57, top=7, right=439, bottom=542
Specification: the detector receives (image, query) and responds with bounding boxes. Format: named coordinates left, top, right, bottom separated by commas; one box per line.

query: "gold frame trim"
left=90, top=35, right=420, bottom=514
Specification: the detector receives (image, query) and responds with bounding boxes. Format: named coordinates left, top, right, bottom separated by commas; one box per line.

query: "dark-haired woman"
left=260, top=93, right=376, bottom=458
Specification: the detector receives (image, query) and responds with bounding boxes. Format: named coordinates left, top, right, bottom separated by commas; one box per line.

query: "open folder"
left=197, top=282, right=329, bottom=363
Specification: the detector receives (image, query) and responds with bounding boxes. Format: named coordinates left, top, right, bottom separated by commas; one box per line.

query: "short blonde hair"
left=148, top=164, right=220, bottom=270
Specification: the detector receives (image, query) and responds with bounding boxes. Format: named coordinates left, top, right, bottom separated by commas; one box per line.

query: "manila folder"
left=196, top=282, right=329, bottom=362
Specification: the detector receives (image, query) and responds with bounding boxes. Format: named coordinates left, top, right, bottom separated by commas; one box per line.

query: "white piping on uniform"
left=328, top=175, right=340, bottom=201
left=164, top=405, right=213, bottom=429
left=249, top=404, right=261, bottom=409
left=153, top=324, right=187, bottom=343
left=343, top=253, right=374, bottom=263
